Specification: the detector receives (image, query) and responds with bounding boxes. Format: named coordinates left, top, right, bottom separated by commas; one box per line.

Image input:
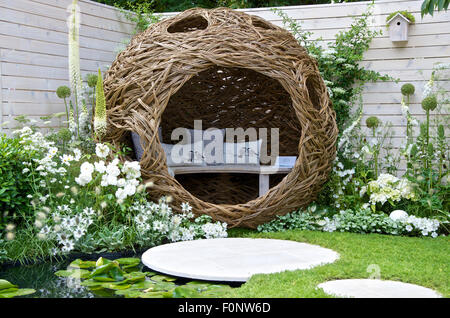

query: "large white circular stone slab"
left=318, top=279, right=441, bottom=298
left=141, top=238, right=339, bottom=282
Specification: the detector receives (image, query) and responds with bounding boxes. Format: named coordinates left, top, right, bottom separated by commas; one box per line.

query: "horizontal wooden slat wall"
left=1, top=0, right=449, bottom=166
left=0, top=0, right=134, bottom=131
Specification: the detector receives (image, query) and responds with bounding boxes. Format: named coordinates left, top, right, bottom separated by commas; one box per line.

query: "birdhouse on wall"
left=387, top=13, right=412, bottom=42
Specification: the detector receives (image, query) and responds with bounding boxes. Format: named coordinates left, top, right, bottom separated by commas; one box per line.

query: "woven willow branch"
left=103, top=8, right=338, bottom=228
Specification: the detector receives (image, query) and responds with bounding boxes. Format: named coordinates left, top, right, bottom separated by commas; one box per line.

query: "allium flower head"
left=85, top=73, right=98, bottom=88
left=56, top=86, right=71, bottom=99
left=366, top=116, right=380, bottom=128
left=421, top=96, right=438, bottom=111
left=401, top=83, right=415, bottom=96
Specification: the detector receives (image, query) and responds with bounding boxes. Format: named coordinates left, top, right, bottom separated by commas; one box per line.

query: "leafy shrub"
left=258, top=206, right=445, bottom=237
left=400, top=63, right=449, bottom=219
left=0, top=134, right=35, bottom=228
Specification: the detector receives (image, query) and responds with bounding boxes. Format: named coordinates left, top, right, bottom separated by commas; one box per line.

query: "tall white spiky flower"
left=94, top=69, right=107, bottom=140
left=67, top=0, right=83, bottom=136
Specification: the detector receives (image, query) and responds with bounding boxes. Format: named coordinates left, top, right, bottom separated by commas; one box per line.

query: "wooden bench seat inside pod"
left=102, top=7, right=338, bottom=228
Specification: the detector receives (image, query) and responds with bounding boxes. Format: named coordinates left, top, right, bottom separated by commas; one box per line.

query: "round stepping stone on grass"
left=142, top=238, right=339, bottom=282
left=318, top=279, right=441, bottom=298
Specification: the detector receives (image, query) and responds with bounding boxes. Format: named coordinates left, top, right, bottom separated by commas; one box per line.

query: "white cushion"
left=162, top=141, right=205, bottom=167
left=223, top=139, right=262, bottom=165
left=274, top=156, right=297, bottom=168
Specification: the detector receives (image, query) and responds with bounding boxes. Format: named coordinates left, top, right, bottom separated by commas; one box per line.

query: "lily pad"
left=139, top=291, right=172, bottom=298
left=0, top=288, right=19, bottom=294
left=122, top=272, right=146, bottom=284
left=109, top=266, right=125, bottom=281
left=80, top=279, right=104, bottom=288
left=115, top=258, right=140, bottom=269
left=123, top=266, right=140, bottom=273
left=0, top=288, right=36, bottom=298
left=150, top=274, right=177, bottom=282
left=91, top=274, right=117, bottom=282
left=173, top=286, right=202, bottom=298
left=144, top=271, right=157, bottom=277
left=89, top=262, right=125, bottom=282
left=185, top=281, right=212, bottom=291
left=101, top=283, right=132, bottom=290
left=153, top=281, right=176, bottom=291
left=0, top=279, right=17, bottom=290
left=114, top=289, right=144, bottom=297
left=55, top=269, right=91, bottom=279
left=95, top=257, right=112, bottom=267
left=69, top=259, right=97, bottom=269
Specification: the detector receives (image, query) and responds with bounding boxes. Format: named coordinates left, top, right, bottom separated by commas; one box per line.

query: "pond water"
left=0, top=259, right=98, bottom=298
left=0, top=254, right=239, bottom=298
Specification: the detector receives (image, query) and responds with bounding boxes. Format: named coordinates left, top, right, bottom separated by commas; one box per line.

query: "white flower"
left=75, top=173, right=92, bottom=186
left=73, top=148, right=82, bottom=161
left=153, top=220, right=169, bottom=234
left=48, top=147, right=58, bottom=157
left=180, top=227, right=194, bottom=241
left=100, top=175, right=109, bottom=187
left=115, top=188, right=127, bottom=200
left=95, top=143, right=110, bottom=159
left=434, top=62, right=450, bottom=70
left=62, top=240, right=75, bottom=253
left=123, top=183, right=136, bottom=196
left=106, top=162, right=120, bottom=177
left=117, top=178, right=126, bottom=187
left=58, top=167, right=67, bottom=174
left=172, top=215, right=183, bottom=227
left=422, top=81, right=433, bottom=99
left=332, top=87, right=346, bottom=95
left=181, top=202, right=192, bottom=213
left=359, top=186, right=367, bottom=197
left=126, top=178, right=139, bottom=188
left=83, top=207, right=96, bottom=216
left=94, top=161, right=107, bottom=174
left=73, top=228, right=84, bottom=240
left=201, top=222, right=227, bottom=239
left=106, top=174, right=118, bottom=186
left=80, top=162, right=94, bottom=175
left=122, top=161, right=141, bottom=179
left=361, top=145, right=371, bottom=155
left=61, top=154, right=74, bottom=165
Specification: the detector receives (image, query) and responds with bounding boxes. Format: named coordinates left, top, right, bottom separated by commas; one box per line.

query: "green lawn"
left=224, top=229, right=450, bottom=298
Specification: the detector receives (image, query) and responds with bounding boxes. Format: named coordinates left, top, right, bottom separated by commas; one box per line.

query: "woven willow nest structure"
left=103, top=8, right=338, bottom=228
